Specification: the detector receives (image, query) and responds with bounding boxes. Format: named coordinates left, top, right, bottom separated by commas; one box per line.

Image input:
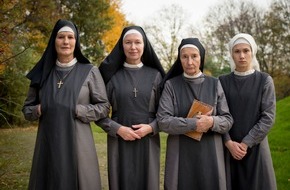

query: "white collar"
left=123, top=62, right=143, bottom=68
left=56, top=58, right=77, bottom=68
left=183, top=71, right=202, bottom=79
left=234, top=69, right=255, bottom=76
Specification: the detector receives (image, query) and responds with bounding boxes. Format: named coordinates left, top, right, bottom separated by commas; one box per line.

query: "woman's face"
left=180, top=47, right=201, bottom=76
left=55, top=31, right=76, bottom=62
left=232, top=43, right=253, bottom=72
left=123, top=33, right=144, bottom=64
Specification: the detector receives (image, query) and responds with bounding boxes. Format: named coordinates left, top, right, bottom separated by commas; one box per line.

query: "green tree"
left=0, top=0, right=120, bottom=126
left=262, top=0, right=290, bottom=99
left=0, top=0, right=60, bottom=127
left=200, top=0, right=289, bottom=98
left=201, top=0, right=264, bottom=76
left=1, top=48, right=37, bottom=127
left=60, top=0, right=112, bottom=64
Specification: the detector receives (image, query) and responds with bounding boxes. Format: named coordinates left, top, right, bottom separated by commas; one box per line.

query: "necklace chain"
left=55, top=65, right=76, bottom=88
left=126, top=69, right=141, bottom=98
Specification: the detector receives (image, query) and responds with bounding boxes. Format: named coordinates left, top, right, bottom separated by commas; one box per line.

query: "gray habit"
left=97, top=66, right=162, bottom=190
left=157, top=74, right=233, bottom=190
left=23, top=64, right=110, bottom=190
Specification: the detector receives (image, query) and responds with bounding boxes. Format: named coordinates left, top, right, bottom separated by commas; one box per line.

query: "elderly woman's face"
left=55, top=31, right=76, bottom=61
left=123, top=33, right=144, bottom=64
left=180, top=47, right=201, bottom=76
left=232, top=43, right=253, bottom=72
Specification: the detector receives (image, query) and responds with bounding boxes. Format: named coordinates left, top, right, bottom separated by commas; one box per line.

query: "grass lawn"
left=0, top=127, right=36, bottom=190
left=0, top=97, right=289, bottom=189
left=0, top=126, right=167, bottom=190
left=268, top=96, right=290, bottom=189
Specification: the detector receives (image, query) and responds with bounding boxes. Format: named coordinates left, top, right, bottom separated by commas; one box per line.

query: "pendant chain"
left=55, top=65, right=76, bottom=88
left=126, top=69, right=141, bottom=98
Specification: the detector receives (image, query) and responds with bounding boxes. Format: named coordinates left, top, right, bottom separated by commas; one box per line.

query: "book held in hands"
left=185, top=99, right=213, bottom=141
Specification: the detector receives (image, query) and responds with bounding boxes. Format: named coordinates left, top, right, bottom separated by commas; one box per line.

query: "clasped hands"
left=117, top=124, right=153, bottom=141
left=225, top=140, right=248, bottom=160
left=195, top=109, right=213, bottom=133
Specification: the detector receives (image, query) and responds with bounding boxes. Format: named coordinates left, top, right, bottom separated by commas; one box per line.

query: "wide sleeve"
left=95, top=79, right=123, bottom=137
left=75, top=66, right=110, bottom=123
left=148, top=71, right=163, bottom=135
left=211, top=80, right=233, bottom=134
left=22, top=86, right=40, bottom=121
left=156, top=80, right=198, bottom=135
left=242, top=76, right=276, bottom=147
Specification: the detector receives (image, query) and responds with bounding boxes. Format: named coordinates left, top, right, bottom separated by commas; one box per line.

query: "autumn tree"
left=0, top=0, right=60, bottom=127
left=102, top=0, right=129, bottom=55
left=60, top=0, right=112, bottom=63
left=0, top=0, right=120, bottom=127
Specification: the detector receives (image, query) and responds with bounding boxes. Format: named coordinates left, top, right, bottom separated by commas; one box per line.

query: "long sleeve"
left=97, top=71, right=163, bottom=137
left=148, top=72, right=163, bottom=135
left=22, top=86, right=40, bottom=121
left=157, top=80, right=198, bottom=135
left=75, top=66, right=110, bottom=123
left=157, top=79, right=233, bottom=135
left=96, top=77, right=122, bottom=137
left=242, top=76, right=276, bottom=147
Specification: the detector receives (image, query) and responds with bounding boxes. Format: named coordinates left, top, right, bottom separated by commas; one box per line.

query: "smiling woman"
left=22, top=19, right=110, bottom=190
left=55, top=29, right=76, bottom=63
left=97, top=25, right=165, bottom=190
left=122, top=29, right=144, bottom=64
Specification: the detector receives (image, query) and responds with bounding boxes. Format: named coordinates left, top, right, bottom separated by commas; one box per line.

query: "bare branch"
left=0, top=46, right=30, bottom=64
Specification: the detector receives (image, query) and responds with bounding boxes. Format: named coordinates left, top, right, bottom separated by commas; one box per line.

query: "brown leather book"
left=185, top=99, right=213, bottom=141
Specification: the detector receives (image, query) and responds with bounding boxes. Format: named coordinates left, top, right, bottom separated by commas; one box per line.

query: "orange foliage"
left=102, top=0, right=129, bottom=53
left=0, top=0, right=18, bottom=64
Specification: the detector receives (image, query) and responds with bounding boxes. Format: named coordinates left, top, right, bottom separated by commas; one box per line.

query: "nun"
left=157, top=37, right=233, bottom=190
left=97, top=25, right=165, bottom=190
left=219, top=33, right=277, bottom=190
left=22, top=19, right=110, bottom=190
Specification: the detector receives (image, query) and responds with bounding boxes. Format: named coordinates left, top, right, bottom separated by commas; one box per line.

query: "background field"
left=0, top=97, right=289, bottom=190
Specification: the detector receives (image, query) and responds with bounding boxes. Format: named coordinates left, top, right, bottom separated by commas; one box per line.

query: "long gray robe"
left=219, top=71, right=277, bottom=190
left=157, top=74, right=233, bottom=190
left=22, top=64, right=110, bottom=190
left=97, top=66, right=162, bottom=190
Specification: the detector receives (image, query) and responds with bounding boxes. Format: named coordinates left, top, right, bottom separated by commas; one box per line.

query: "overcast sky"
left=120, top=0, right=272, bottom=25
